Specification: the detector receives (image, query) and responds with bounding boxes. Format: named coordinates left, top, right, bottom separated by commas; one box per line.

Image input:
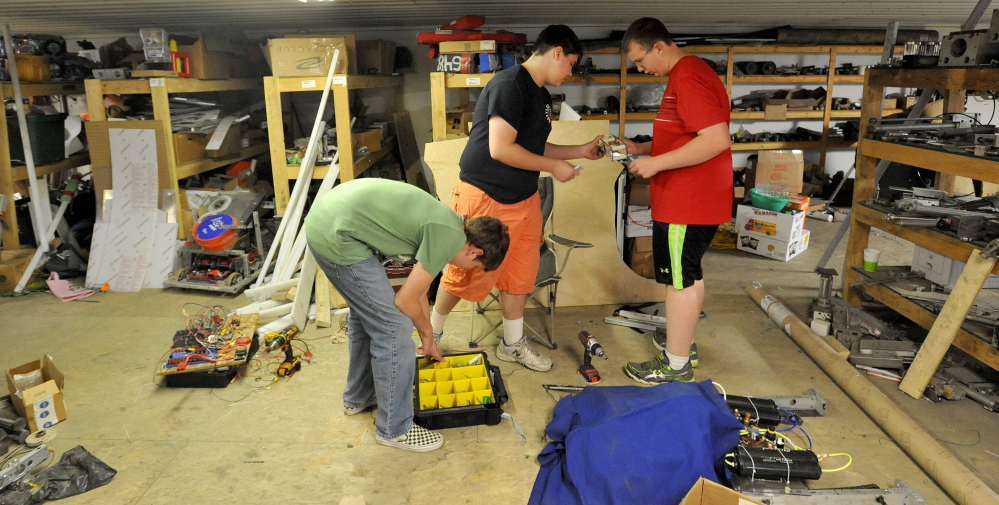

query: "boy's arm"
left=628, top=122, right=730, bottom=179
left=395, top=262, right=443, bottom=362
left=488, top=116, right=579, bottom=182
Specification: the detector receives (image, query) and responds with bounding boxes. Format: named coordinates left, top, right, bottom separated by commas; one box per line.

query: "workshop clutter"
left=420, top=15, right=525, bottom=72
left=6, top=112, right=66, bottom=165
left=625, top=206, right=653, bottom=237
left=679, top=478, right=765, bottom=505
left=5, top=356, right=66, bottom=432
left=414, top=352, right=508, bottom=429
left=736, top=204, right=810, bottom=262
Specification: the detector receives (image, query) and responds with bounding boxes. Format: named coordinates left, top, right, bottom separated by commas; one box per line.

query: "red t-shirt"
left=650, top=55, right=733, bottom=225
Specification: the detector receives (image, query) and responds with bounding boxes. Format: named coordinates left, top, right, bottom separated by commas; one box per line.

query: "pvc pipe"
left=2, top=24, right=51, bottom=246
left=253, top=48, right=341, bottom=289
left=257, top=302, right=293, bottom=319
left=242, top=278, right=301, bottom=303
left=745, top=281, right=999, bottom=505
left=276, top=158, right=339, bottom=281
left=233, top=299, right=283, bottom=315
left=13, top=176, right=80, bottom=292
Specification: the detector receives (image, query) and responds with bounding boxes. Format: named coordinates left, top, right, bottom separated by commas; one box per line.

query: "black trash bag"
left=0, top=446, right=116, bottom=505
left=44, top=244, right=88, bottom=279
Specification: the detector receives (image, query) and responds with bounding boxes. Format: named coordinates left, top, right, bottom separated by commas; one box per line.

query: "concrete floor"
left=2, top=218, right=998, bottom=505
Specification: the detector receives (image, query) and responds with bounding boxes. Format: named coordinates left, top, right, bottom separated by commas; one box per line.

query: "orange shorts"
left=441, top=181, right=542, bottom=302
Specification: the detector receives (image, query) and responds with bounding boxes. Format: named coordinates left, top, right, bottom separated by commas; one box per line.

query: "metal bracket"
left=757, top=389, right=827, bottom=417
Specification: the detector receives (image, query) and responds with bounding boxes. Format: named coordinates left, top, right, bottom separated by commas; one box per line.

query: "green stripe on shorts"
left=668, top=224, right=687, bottom=290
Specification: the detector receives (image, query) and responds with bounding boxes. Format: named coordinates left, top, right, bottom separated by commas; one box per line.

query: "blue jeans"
left=310, top=246, right=416, bottom=439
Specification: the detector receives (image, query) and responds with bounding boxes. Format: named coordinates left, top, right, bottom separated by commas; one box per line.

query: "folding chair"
left=469, top=177, right=593, bottom=349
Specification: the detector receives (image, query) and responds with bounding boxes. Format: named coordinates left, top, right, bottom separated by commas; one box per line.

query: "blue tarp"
left=529, top=381, right=743, bottom=505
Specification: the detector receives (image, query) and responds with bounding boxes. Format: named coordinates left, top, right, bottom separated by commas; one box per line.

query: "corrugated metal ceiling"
left=1, top=0, right=990, bottom=37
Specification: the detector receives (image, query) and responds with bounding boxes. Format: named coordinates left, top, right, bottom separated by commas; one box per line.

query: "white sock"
left=664, top=350, right=688, bottom=371
left=502, top=317, right=524, bottom=346
left=431, top=307, right=448, bottom=336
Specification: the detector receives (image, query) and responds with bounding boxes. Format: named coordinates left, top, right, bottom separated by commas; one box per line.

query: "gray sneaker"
left=652, top=330, right=699, bottom=368
left=496, top=337, right=553, bottom=372
left=376, top=424, right=443, bottom=452
left=625, top=351, right=694, bottom=385
left=343, top=396, right=377, bottom=416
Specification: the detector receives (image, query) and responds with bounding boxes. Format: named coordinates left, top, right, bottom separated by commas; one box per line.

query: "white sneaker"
left=343, top=396, right=377, bottom=416
left=496, top=337, right=553, bottom=372
left=375, top=424, right=443, bottom=452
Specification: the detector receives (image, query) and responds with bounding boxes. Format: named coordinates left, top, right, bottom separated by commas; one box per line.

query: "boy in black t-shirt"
left=431, top=25, right=603, bottom=371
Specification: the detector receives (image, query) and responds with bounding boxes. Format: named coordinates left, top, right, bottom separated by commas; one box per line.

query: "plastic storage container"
left=413, top=352, right=508, bottom=429
left=6, top=113, right=66, bottom=164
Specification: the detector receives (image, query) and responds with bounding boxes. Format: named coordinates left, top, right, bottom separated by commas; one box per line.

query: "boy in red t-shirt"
left=618, top=18, right=733, bottom=384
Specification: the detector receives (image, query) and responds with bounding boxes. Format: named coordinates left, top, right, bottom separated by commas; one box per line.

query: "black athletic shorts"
left=651, top=221, right=719, bottom=289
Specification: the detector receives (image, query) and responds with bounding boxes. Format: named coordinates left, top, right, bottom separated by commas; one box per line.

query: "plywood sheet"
left=424, top=120, right=664, bottom=307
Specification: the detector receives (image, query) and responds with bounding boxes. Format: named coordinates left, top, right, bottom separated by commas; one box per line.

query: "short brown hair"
left=622, top=17, right=674, bottom=52
left=464, top=216, right=509, bottom=271
left=533, top=24, right=583, bottom=57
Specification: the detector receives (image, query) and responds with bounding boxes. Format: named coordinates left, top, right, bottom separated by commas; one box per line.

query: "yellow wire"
left=819, top=452, right=853, bottom=472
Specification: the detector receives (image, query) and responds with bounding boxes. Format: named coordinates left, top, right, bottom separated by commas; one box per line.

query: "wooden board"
left=424, top=120, right=664, bottom=307
left=315, top=270, right=332, bottom=328
left=158, top=313, right=259, bottom=375
left=85, top=120, right=171, bottom=212
left=898, top=250, right=999, bottom=398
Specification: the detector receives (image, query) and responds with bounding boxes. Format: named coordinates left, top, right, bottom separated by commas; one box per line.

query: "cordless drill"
left=578, top=331, right=607, bottom=383
left=267, top=326, right=302, bottom=377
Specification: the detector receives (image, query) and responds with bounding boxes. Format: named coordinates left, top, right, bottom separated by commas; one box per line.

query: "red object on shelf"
left=416, top=14, right=527, bottom=58
left=172, top=51, right=191, bottom=78
left=439, top=15, right=485, bottom=31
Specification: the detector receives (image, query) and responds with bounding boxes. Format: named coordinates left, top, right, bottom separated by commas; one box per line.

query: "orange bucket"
left=193, top=214, right=239, bottom=251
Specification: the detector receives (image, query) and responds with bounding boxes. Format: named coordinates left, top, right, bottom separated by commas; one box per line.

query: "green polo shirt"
left=304, top=178, right=467, bottom=276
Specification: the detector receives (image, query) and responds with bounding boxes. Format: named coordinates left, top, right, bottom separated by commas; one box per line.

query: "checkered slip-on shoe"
left=343, top=396, right=377, bottom=416
left=376, top=424, right=444, bottom=452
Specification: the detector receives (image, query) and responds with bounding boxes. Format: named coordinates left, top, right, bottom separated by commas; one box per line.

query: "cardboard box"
left=625, top=205, right=653, bottom=237
left=788, top=194, right=810, bottom=213
left=436, top=53, right=477, bottom=73
left=679, top=478, right=766, bottom=505
left=353, top=128, right=382, bottom=153
left=356, top=39, right=396, bottom=75
left=630, top=178, right=651, bottom=207
left=178, top=36, right=232, bottom=80
left=264, top=37, right=351, bottom=77
left=446, top=108, right=475, bottom=136
left=172, top=132, right=210, bottom=164
left=736, top=204, right=806, bottom=242
left=6, top=355, right=66, bottom=432
left=628, top=236, right=655, bottom=279
left=205, top=122, right=243, bottom=159
left=439, top=40, right=498, bottom=53
left=738, top=229, right=810, bottom=261
left=754, top=150, right=804, bottom=193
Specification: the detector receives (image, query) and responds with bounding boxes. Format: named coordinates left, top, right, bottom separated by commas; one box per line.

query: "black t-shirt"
left=459, top=65, right=553, bottom=204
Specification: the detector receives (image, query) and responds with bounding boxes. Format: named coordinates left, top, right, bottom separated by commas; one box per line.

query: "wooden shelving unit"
left=263, top=74, right=403, bottom=214
left=430, top=44, right=901, bottom=168
left=84, top=77, right=265, bottom=238
left=1, top=81, right=91, bottom=249
left=843, top=66, right=999, bottom=372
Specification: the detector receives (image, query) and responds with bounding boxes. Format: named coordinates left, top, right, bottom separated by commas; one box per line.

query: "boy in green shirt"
left=305, top=178, right=509, bottom=452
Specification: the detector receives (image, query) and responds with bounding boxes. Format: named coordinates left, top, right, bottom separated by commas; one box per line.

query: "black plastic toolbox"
left=413, top=352, right=508, bottom=429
